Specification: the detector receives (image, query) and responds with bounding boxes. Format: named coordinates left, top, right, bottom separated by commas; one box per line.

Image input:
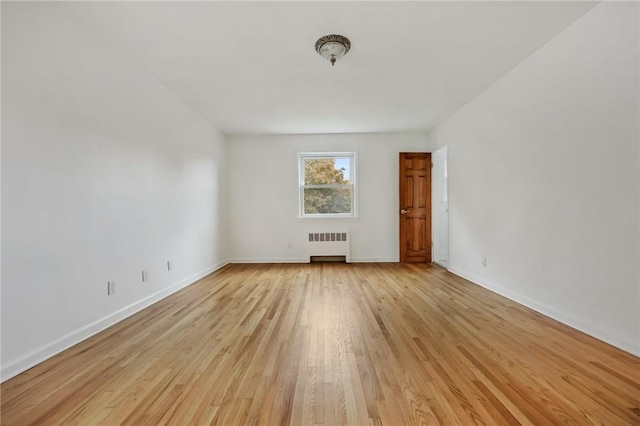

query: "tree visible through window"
left=299, top=153, right=356, bottom=217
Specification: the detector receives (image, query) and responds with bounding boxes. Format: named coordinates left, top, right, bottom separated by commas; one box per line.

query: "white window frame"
left=298, top=152, right=357, bottom=219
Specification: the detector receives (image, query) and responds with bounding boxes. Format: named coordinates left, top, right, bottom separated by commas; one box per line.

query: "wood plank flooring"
left=2, top=263, right=639, bottom=425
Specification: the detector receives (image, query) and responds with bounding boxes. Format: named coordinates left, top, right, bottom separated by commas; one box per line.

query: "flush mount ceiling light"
left=315, top=34, right=351, bottom=67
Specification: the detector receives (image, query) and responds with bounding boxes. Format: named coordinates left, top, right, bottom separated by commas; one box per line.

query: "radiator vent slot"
left=305, top=230, right=350, bottom=263
left=308, top=232, right=348, bottom=242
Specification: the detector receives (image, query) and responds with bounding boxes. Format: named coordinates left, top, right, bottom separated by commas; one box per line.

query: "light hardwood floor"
left=1, top=263, right=639, bottom=425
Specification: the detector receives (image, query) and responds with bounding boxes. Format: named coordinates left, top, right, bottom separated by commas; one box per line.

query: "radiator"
left=305, top=230, right=351, bottom=263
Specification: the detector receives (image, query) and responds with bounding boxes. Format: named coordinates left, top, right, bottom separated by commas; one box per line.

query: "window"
left=298, top=152, right=356, bottom=218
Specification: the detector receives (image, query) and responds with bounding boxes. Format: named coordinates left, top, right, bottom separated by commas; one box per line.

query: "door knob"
left=401, top=209, right=411, bottom=214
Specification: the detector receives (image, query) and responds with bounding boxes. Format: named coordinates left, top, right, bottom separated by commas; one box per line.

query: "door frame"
left=432, top=146, right=449, bottom=267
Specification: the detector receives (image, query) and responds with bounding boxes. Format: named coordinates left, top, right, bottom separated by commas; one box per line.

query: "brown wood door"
left=399, top=153, right=432, bottom=262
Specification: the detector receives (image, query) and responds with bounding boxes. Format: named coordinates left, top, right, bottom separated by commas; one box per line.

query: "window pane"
left=304, top=188, right=352, bottom=214
left=304, top=158, right=351, bottom=185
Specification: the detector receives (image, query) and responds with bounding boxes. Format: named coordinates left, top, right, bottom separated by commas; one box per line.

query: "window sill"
left=296, top=216, right=360, bottom=221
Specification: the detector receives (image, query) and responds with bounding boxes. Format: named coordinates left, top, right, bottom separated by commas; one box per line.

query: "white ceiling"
left=64, top=1, right=597, bottom=136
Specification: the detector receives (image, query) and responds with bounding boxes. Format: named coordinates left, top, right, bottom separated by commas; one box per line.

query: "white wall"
left=1, top=3, right=228, bottom=380
left=429, top=2, right=640, bottom=355
left=227, top=133, right=427, bottom=262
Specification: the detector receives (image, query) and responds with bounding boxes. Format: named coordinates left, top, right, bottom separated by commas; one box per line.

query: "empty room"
left=1, top=1, right=639, bottom=424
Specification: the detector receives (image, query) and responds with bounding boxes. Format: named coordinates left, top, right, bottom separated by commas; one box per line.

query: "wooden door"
left=399, top=153, right=432, bottom=262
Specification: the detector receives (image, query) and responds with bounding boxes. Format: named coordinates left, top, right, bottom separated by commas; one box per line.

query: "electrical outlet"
left=142, top=270, right=148, bottom=282
left=107, top=281, right=115, bottom=295
left=167, top=260, right=172, bottom=271
left=482, top=257, right=487, bottom=267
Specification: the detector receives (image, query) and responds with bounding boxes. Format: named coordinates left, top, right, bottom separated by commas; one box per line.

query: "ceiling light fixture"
left=315, top=34, right=351, bottom=67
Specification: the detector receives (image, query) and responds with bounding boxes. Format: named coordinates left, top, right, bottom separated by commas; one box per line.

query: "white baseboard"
left=1, top=260, right=230, bottom=383
left=350, top=257, right=398, bottom=263
left=448, top=267, right=640, bottom=357
left=228, top=258, right=308, bottom=263
left=228, top=257, right=398, bottom=264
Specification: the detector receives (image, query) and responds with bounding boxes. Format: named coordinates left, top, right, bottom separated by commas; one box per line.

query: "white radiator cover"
left=305, top=230, right=350, bottom=263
